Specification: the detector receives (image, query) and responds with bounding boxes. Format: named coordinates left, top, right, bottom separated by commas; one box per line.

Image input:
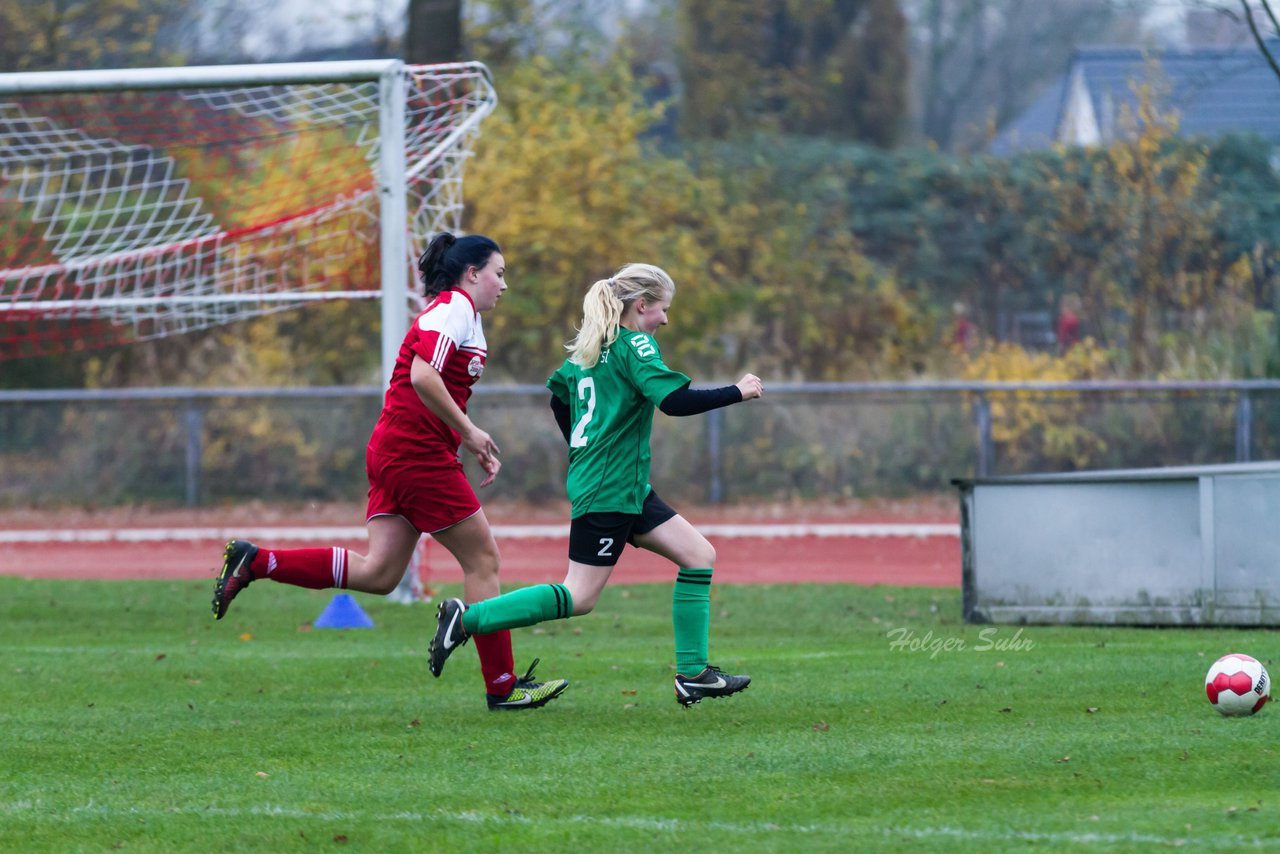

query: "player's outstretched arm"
left=658, top=374, right=764, bottom=417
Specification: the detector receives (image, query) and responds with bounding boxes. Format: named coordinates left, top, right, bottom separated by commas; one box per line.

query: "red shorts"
left=365, top=446, right=480, bottom=534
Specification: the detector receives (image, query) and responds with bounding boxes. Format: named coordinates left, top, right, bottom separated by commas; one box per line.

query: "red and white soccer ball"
left=1204, top=653, right=1270, bottom=717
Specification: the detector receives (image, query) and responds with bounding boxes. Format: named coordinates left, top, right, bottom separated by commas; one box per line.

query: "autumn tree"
left=463, top=52, right=918, bottom=381
left=464, top=0, right=622, bottom=70
left=1037, top=80, right=1237, bottom=376
left=677, top=0, right=909, bottom=145
left=0, top=0, right=190, bottom=72
left=462, top=54, right=739, bottom=377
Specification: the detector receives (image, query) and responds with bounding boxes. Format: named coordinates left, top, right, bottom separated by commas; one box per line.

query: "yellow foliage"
left=961, top=340, right=1113, bottom=469
left=1047, top=69, right=1224, bottom=376
left=0, top=0, right=188, bottom=71
left=465, top=56, right=742, bottom=376
left=465, top=55, right=915, bottom=381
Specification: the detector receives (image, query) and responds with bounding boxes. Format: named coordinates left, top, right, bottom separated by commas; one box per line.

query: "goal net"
left=0, top=60, right=496, bottom=374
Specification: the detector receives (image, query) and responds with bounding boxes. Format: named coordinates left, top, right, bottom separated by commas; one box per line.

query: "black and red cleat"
left=212, top=539, right=260, bottom=620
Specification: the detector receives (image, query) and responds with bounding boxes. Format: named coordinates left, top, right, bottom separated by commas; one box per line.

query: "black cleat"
left=428, top=597, right=470, bottom=677
left=673, top=665, right=751, bottom=707
left=486, top=658, right=569, bottom=711
left=212, top=539, right=259, bottom=620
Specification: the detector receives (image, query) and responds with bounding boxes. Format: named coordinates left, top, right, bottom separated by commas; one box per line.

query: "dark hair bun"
left=416, top=233, right=501, bottom=300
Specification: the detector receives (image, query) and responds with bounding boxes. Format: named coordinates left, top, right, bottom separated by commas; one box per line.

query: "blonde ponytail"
left=565, top=264, right=676, bottom=368
left=566, top=280, right=623, bottom=368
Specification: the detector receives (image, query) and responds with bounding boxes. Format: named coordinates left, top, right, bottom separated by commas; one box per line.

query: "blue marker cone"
left=314, top=593, right=375, bottom=629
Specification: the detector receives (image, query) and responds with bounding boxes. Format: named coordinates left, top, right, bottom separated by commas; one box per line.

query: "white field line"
left=0, top=801, right=1269, bottom=847
left=0, top=522, right=959, bottom=544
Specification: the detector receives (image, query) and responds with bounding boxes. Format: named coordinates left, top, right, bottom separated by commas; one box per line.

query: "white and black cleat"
left=428, top=597, right=470, bottom=677
left=674, top=665, right=750, bottom=707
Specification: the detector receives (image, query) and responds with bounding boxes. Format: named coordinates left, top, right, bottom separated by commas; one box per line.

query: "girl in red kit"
left=212, top=232, right=568, bottom=711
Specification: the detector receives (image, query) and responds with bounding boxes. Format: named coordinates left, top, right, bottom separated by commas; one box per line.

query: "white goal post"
left=0, top=60, right=497, bottom=383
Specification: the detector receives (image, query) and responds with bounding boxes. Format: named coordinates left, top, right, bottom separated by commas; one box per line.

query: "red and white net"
left=0, top=62, right=495, bottom=359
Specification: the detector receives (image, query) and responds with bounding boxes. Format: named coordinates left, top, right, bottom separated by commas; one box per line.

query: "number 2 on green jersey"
left=570, top=378, right=596, bottom=447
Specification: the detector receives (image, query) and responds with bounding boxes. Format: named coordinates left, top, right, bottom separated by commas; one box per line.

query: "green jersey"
left=547, top=328, right=690, bottom=517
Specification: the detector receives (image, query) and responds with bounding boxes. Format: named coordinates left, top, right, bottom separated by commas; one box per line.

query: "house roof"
left=991, top=41, right=1280, bottom=154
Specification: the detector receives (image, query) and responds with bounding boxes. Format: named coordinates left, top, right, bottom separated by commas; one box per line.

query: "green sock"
left=672, top=567, right=713, bottom=677
left=462, top=584, right=573, bottom=635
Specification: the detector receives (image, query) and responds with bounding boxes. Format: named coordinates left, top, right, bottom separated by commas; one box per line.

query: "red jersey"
left=1057, top=309, right=1080, bottom=351
left=368, top=288, right=487, bottom=457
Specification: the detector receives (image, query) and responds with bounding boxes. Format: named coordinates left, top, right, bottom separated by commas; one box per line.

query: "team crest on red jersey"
left=468, top=355, right=484, bottom=377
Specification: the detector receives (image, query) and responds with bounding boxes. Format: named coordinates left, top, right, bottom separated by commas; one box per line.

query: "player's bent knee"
left=353, top=558, right=406, bottom=595
left=364, top=572, right=401, bottom=596
left=566, top=585, right=601, bottom=615
left=681, top=543, right=715, bottom=569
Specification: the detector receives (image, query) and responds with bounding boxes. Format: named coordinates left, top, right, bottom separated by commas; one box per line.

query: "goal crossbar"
left=0, top=60, right=406, bottom=94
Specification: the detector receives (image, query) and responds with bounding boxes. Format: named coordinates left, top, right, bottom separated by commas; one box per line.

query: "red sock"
left=471, top=629, right=515, bottom=696
left=251, top=547, right=348, bottom=590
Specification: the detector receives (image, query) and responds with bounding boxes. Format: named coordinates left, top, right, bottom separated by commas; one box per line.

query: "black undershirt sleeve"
left=549, top=394, right=572, bottom=443
left=658, top=384, right=743, bottom=417
left=550, top=384, right=742, bottom=444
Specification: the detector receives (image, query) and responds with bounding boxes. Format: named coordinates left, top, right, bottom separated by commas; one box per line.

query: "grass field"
left=1, top=576, right=1277, bottom=852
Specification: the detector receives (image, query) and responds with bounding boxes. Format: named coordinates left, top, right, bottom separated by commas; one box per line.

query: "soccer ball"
left=1204, top=653, right=1270, bottom=717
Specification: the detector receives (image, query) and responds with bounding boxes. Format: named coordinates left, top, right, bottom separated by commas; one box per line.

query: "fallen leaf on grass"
left=812, top=721, right=830, bottom=731
left=239, top=633, right=252, bottom=642
left=1226, top=805, right=1260, bottom=817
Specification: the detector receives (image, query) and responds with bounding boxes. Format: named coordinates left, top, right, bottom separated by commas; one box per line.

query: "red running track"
left=0, top=529, right=959, bottom=586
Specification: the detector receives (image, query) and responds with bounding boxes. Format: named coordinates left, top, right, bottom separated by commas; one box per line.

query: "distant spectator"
left=1057, top=293, right=1082, bottom=354
left=950, top=301, right=976, bottom=353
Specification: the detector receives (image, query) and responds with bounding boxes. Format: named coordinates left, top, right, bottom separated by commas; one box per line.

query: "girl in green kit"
left=429, top=263, right=764, bottom=706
